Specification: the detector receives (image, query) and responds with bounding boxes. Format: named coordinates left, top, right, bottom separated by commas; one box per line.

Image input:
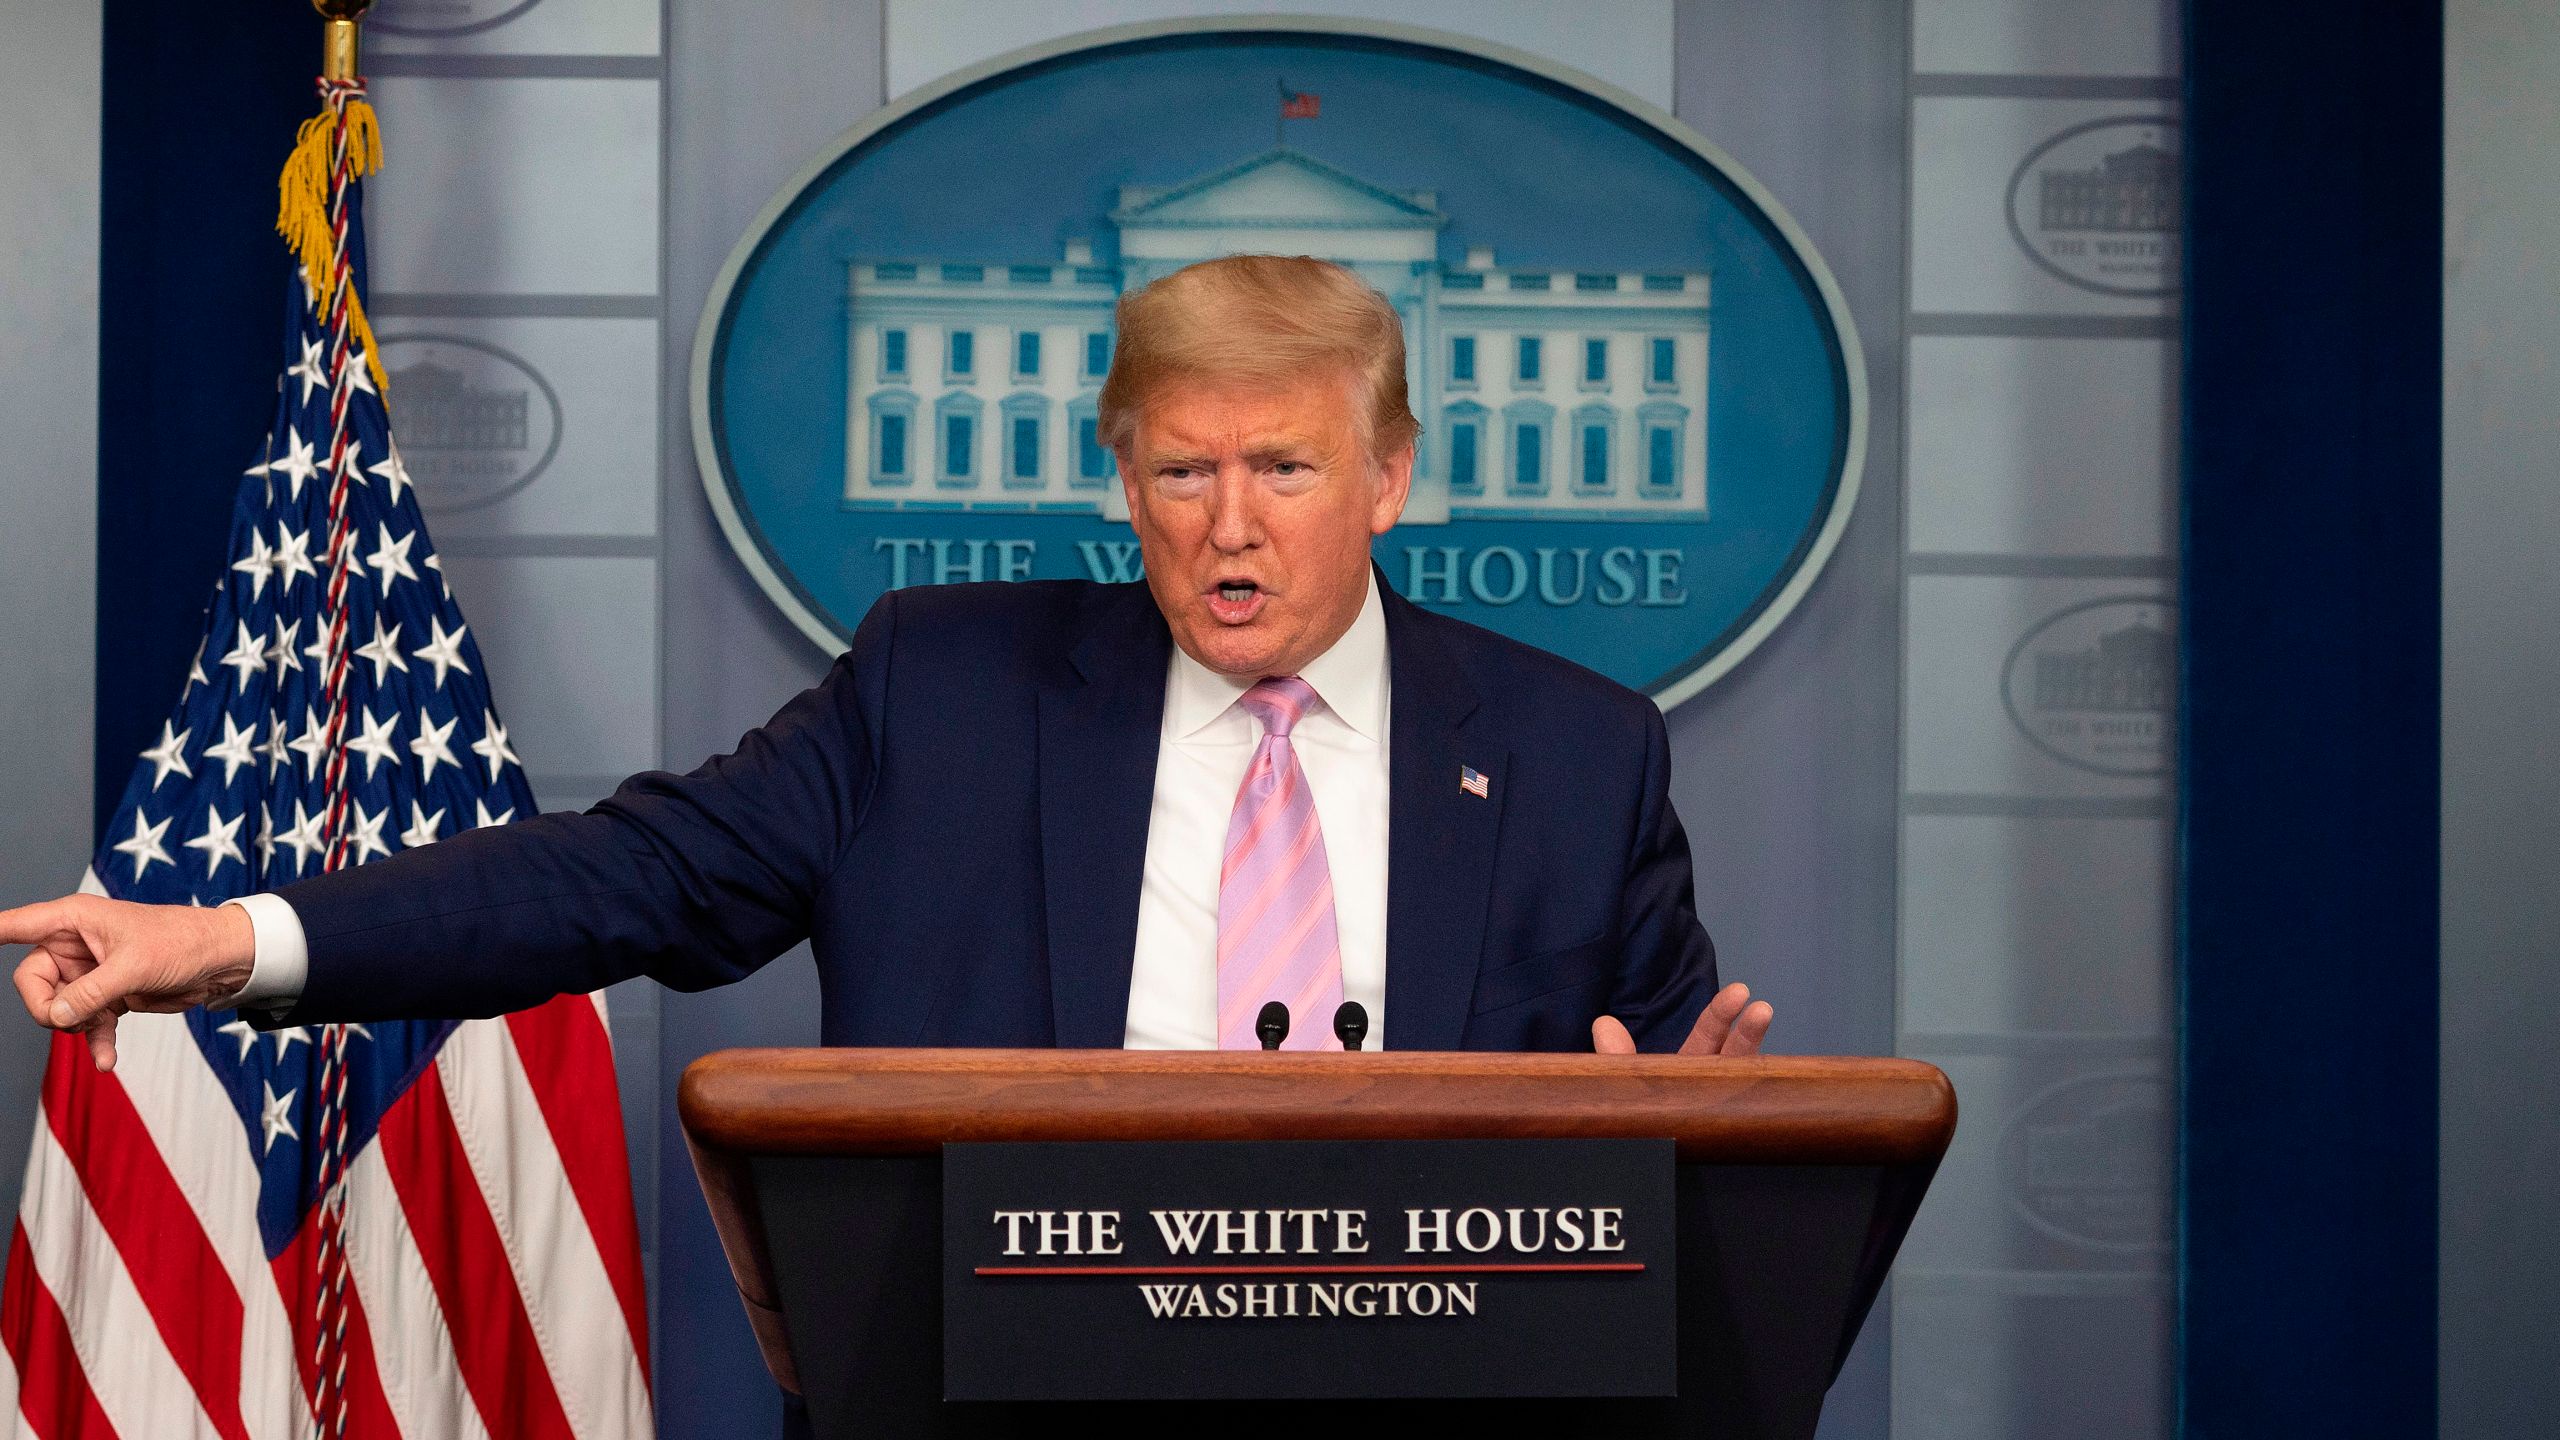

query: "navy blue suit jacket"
left=272, top=576, right=1719, bottom=1052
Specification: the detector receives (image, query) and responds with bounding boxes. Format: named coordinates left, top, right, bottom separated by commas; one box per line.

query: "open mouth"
left=1206, top=579, right=1267, bottom=625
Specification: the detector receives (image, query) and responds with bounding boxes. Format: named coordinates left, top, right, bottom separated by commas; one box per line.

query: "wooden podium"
left=682, top=1049, right=1955, bottom=1439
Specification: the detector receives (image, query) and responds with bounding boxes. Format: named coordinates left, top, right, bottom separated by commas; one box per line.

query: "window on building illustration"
left=1581, top=424, right=1610, bottom=491
left=1077, top=415, right=1110, bottom=481
left=1647, top=425, right=1677, bottom=493
left=949, top=330, right=975, bottom=377
left=1518, top=337, right=1542, bottom=383
left=877, top=413, right=908, bottom=478
left=1649, top=337, right=1676, bottom=388
left=1584, top=339, right=1608, bottom=385
left=1011, top=416, right=1041, bottom=481
left=1450, top=336, right=1476, bottom=384
left=1513, top=423, right=1544, bottom=493
left=1016, top=332, right=1041, bottom=378
left=881, top=329, right=908, bottom=378
left=945, top=413, right=974, bottom=479
left=1448, top=422, right=1479, bottom=493
left=1084, top=331, right=1111, bottom=377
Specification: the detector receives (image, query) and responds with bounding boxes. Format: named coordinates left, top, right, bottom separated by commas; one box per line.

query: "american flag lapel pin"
left=1459, top=765, right=1490, bottom=799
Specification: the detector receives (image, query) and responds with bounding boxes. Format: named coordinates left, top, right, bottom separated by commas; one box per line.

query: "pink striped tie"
left=1217, top=676, right=1345, bottom=1050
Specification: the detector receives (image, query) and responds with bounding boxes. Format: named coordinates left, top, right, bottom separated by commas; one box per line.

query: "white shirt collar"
left=1166, top=570, right=1388, bottom=744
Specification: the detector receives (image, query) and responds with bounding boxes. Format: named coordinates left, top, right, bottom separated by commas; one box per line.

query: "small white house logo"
left=2005, top=116, right=2181, bottom=297
left=369, top=0, right=545, bottom=38
left=1999, top=1072, right=2170, bottom=1255
left=2001, top=596, right=2175, bottom=777
left=376, top=335, right=562, bottom=513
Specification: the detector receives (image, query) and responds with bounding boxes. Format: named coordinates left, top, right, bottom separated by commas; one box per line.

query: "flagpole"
left=316, top=0, right=371, bottom=82
left=306, top=9, right=375, bottom=1437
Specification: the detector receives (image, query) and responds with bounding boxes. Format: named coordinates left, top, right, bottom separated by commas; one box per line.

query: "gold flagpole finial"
left=314, top=0, right=374, bottom=82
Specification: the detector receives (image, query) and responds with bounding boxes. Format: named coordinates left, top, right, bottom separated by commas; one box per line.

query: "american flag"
left=1460, top=766, right=1490, bottom=799
left=1279, top=82, right=1321, bottom=120
left=0, top=80, right=652, bottom=1438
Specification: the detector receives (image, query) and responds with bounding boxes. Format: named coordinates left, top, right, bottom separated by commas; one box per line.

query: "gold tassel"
left=275, top=98, right=390, bottom=398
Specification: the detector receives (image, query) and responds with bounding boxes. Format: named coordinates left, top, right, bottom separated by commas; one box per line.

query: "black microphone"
left=1332, top=1001, right=1369, bottom=1052
left=1255, top=1001, right=1290, bottom=1051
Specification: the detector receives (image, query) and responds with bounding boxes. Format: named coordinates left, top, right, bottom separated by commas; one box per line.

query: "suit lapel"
left=1382, top=583, right=1506, bottom=1052
left=1038, top=585, right=1170, bottom=1048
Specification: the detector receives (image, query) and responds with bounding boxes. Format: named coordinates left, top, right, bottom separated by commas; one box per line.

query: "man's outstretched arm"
left=9, top=591, right=902, bottom=1066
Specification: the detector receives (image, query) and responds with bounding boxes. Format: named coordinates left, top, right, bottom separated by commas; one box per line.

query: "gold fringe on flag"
left=275, top=97, right=391, bottom=397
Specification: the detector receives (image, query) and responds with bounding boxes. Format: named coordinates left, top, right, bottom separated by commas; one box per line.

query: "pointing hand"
left=4, top=895, right=258, bottom=1071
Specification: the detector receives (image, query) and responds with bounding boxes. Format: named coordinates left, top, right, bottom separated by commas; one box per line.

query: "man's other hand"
left=1591, top=982, right=1773, bottom=1057
left=3, top=895, right=257, bottom=1072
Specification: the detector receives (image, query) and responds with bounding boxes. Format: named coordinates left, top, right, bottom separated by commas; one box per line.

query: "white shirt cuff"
left=221, top=893, right=310, bottom=1010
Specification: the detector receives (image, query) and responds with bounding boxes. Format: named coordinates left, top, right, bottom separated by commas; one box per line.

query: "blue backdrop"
left=2180, top=1, right=2441, bottom=1432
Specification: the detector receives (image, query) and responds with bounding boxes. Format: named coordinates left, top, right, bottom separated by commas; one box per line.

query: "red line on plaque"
left=973, top=1262, right=1646, bottom=1277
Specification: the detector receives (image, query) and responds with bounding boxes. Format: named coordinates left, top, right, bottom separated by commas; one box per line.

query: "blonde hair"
left=1098, top=254, right=1421, bottom=460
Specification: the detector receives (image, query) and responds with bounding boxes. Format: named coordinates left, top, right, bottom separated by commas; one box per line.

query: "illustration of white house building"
left=843, top=148, right=1711, bottom=525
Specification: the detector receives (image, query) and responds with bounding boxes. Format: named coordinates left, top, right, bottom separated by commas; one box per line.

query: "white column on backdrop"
left=0, top=0, right=102, bottom=1214
left=2442, top=1, right=2560, bottom=1434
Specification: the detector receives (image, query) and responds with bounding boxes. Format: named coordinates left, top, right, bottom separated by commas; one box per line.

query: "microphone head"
left=1255, top=1000, right=1291, bottom=1051
left=1332, top=1000, right=1369, bottom=1051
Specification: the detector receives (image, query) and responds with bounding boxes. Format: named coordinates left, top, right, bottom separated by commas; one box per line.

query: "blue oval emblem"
left=693, top=20, right=1866, bottom=706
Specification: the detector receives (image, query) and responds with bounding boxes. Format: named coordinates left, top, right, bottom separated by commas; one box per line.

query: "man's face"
left=1121, top=371, right=1412, bottom=680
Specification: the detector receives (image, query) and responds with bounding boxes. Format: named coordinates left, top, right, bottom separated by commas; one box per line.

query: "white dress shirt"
left=1123, top=573, right=1390, bottom=1049
left=224, top=574, right=1394, bottom=1047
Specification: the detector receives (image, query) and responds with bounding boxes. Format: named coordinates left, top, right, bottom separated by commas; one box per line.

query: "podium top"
left=679, top=1048, right=1955, bottom=1398
left=680, top=1047, right=1955, bottom=1165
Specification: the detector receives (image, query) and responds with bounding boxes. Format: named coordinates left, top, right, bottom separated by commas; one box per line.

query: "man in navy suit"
left=10, top=255, right=1773, bottom=1066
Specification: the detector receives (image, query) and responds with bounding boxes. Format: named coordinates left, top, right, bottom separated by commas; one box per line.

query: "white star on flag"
left=275, top=799, right=328, bottom=876
left=347, top=707, right=402, bottom=780
left=112, top=809, right=175, bottom=881
left=271, top=425, right=319, bottom=500
left=368, top=438, right=412, bottom=505
left=365, top=523, right=418, bottom=593
left=260, top=715, right=293, bottom=777
left=471, top=709, right=519, bottom=782
left=271, top=523, right=317, bottom=589
left=410, top=711, right=460, bottom=782
left=267, top=617, right=304, bottom=682
left=232, top=526, right=276, bottom=600
left=355, top=615, right=408, bottom=683
left=139, top=721, right=194, bottom=791
left=218, top=621, right=267, bottom=689
left=401, top=801, right=447, bottom=850
left=215, top=1017, right=260, bottom=1062
left=344, top=799, right=393, bottom=865
left=302, top=615, right=338, bottom=676
left=184, top=805, right=247, bottom=877
left=204, top=714, right=259, bottom=784
left=287, top=705, right=331, bottom=778
left=286, top=337, right=328, bottom=403
left=258, top=1082, right=300, bottom=1154
left=413, top=616, right=472, bottom=689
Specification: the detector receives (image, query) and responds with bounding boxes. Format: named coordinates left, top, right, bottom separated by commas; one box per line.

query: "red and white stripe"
left=0, top=876, right=653, bottom=1439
